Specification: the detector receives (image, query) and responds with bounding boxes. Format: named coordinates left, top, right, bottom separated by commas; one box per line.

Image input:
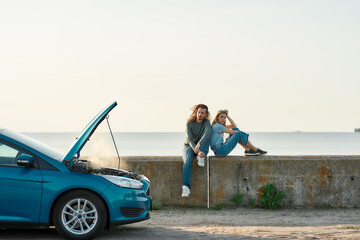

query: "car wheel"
left=53, top=190, right=107, bottom=240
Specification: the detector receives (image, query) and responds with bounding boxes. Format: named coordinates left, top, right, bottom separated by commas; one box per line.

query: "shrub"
left=260, top=184, right=287, bottom=210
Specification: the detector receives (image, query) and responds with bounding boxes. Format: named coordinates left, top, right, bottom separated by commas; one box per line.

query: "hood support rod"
left=106, top=115, right=121, bottom=170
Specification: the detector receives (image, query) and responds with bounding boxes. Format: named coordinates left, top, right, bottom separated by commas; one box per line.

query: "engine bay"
left=69, top=159, right=142, bottom=180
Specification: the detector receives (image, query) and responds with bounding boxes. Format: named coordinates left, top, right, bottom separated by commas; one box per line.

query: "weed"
left=152, top=199, right=163, bottom=210
left=214, top=203, right=223, bottom=210
left=338, top=225, right=360, bottom=230
left=248, top=197, right=257, bottom=208
left=260, top=183, right=287, bottom=210
left=231, top=193, right=244, bottom=207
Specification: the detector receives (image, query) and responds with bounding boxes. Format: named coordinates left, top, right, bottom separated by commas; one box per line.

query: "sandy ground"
left=106, top=207, right=360, bottom=240
left=1, top=207, right=360, bottom=239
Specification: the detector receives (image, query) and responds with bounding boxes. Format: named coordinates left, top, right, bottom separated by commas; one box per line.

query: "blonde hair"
left=187, top=104, right=211, bottom=122
left=212, top=110, right=227, bottom=126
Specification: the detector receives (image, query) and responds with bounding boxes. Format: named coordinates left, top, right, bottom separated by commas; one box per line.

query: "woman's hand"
left=223, top=109, right=237, bottom=128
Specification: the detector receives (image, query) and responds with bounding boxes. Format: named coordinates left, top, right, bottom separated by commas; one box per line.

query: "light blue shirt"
left=210, top=123, right=226, bottom=148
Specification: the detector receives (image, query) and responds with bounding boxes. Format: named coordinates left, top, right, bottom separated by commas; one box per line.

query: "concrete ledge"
left=210, top=155, right=360, bottom=207
left=85, top=155, right=360, bottom=208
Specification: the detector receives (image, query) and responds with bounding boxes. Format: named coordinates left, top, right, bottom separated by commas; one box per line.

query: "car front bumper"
left=102, top=181, right=152, bottom=224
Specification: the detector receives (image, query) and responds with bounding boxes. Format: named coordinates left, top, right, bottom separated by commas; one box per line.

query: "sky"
left=1, top=0, right=359, bottom=132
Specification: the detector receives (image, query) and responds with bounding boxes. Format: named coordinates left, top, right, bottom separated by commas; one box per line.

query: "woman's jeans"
left=182, top=138, right=210, bottom=189
left=213, top=128, right=249, bottom=157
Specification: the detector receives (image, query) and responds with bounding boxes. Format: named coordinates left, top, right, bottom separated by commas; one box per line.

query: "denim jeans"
left=212, top=128, right=249, bottom=157
left=182, top=137, right=210, bottom=189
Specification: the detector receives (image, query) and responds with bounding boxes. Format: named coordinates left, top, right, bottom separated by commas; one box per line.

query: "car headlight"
left=102, top=175, right=144, bottom=189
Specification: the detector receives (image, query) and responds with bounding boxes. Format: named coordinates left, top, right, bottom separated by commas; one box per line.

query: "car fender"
left=39, top=171, right=113, bottom=223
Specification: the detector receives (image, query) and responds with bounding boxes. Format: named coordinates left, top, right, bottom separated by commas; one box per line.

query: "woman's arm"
left=223, top=128, right=238, bottom=135
left=225, top=110, right=237, bottom=128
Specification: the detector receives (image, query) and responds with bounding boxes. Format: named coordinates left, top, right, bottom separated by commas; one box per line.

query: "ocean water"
left=24, top=132, right=360, bottom=157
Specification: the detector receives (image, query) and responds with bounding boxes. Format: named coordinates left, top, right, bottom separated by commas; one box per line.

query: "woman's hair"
left=212, top=110, right=227, bottom=126
left=187, top=104, right=211, bottom=122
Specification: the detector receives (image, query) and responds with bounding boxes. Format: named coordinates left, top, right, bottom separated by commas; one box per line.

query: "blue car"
left=0, top=101, right=151, bottom=240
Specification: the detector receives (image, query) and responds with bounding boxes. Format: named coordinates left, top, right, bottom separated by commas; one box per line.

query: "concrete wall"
left=86, top=155, right=360, bottom=208
left=210, top=155, right=360, bottom=208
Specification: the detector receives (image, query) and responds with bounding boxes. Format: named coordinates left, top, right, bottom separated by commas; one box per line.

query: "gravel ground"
left=107, top=207, right=360, bottom=240
left=1, top=207, right=360, bottom=239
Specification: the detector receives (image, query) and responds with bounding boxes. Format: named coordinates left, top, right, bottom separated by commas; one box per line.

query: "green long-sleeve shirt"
left=184, top=119, right=212, bottom=151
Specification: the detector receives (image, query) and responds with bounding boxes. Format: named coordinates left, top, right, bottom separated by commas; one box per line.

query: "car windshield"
left=0, top=129, right=65, bottom=161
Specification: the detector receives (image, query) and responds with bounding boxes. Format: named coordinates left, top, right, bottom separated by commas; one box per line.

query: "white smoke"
left=83, top=133, right=119, bottom=169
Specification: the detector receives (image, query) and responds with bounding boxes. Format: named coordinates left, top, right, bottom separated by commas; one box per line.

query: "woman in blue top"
left=210, top=109, right=267, bottom=156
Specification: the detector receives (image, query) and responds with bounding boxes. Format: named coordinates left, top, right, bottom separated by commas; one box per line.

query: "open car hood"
left=62, top=101, right=117, bottom=163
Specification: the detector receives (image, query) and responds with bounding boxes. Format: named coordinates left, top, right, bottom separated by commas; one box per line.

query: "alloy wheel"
left=61, top=198, right=98, bottom=235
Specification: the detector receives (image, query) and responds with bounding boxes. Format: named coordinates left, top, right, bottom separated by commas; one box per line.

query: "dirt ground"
left=1, top=207, right=360, bottom=239
left=106, top=207, right=360, bottom=239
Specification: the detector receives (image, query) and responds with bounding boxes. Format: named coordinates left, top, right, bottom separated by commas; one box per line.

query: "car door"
left=0, top=140, right=43, bottom=223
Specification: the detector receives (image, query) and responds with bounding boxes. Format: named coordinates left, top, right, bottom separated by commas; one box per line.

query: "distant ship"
left=355, top=128, right=360, bottom=132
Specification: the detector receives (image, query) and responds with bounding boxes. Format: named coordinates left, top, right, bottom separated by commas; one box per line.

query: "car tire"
left=53, top=190, right=107, bottom=240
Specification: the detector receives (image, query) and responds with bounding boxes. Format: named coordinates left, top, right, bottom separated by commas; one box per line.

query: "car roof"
left=0, top=128, right=64, bottom=161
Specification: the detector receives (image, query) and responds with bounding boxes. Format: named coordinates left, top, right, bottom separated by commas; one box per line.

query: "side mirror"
left=17, top=154, right=35, bottom=167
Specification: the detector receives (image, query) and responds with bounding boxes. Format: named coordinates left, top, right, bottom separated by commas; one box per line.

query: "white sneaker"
left=181, top=185, right=190, bottom=197
left=196, top=156, right=205, bottom=167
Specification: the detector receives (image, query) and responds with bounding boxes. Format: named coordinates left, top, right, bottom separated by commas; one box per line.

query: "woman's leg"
left=217, top=131, right=245, bottom=156
left=231, top=128, right=256, bottom=151
left=199, top=137, right=210, bottom=157
left=244, top=141, right=258, bottom=151
left=182, top=145, right=194, bottom=189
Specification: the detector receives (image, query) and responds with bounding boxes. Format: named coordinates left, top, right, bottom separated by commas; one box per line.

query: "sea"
left=24, top=132, right=360, bottom=157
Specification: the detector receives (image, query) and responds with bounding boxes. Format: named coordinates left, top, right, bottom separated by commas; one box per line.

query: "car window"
left=0, top=142, right=21, bottom=166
